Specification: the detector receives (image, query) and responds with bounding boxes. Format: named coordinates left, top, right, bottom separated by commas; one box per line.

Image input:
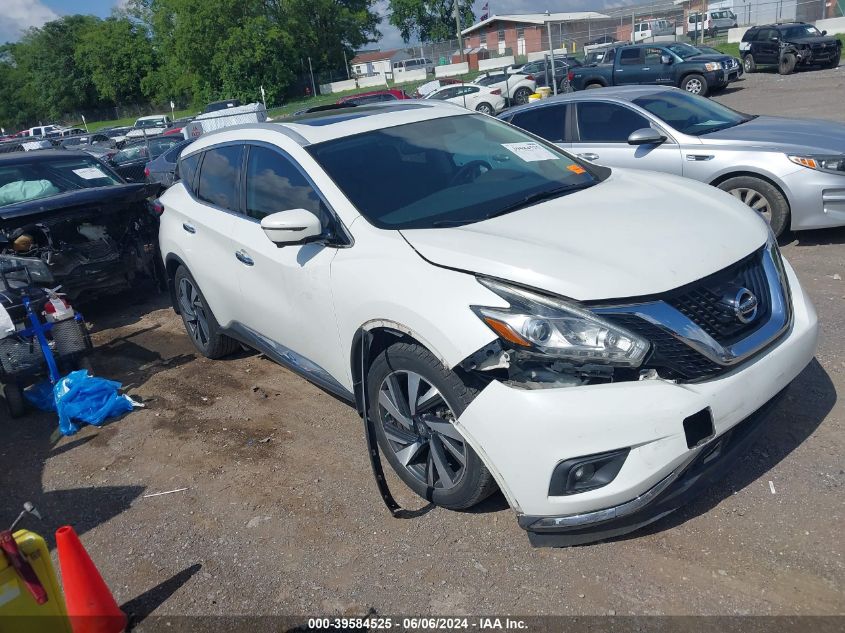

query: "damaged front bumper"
left=454, top=261, right=818, bottom=546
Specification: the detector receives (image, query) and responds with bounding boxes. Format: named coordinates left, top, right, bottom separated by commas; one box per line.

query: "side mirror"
left=821, top=30, right=827, bottom=36
left=660, top=54, right=672, bottom=65
left=261, top=209, right=323, bottom=246
left=628, top=128, right=667, bottom=146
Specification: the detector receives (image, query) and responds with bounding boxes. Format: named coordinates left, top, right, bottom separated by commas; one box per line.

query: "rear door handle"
left=235, top=250, right=254, bottom=266
left=182, top=223, right=196, bottom=234
left=578, top=153, right=599, bottom=161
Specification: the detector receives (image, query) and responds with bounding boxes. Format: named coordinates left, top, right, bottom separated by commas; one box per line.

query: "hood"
left=701, top=115, right=845, bottom=153
left=0, top=183, right=153, bottom=224
left=790, top=36, right=839, bottom=46
left=688, top=53, right=733, bottom=63
left=400, top=169, right=767, bottom=302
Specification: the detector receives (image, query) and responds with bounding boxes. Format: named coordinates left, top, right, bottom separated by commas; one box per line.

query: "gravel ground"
left=1, top=71, right=844, bottom=622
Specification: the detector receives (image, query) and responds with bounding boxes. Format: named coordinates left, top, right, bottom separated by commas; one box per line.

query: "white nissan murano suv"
left=158, top=101, right=818, bottom=546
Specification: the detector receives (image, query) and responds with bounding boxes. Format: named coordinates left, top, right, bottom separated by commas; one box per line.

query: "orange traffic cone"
left=55, top=526, right=128, bottom=633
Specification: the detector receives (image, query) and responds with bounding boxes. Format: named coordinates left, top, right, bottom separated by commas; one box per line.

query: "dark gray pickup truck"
left=570, top=42, right=738, bottom=96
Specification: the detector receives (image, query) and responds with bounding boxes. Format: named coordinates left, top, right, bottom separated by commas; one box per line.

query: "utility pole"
left=308, top=56, right=317, bottom=98
left=455, top=2, right=465, bottom=61
left=343, top=49, right=350, bottom=79
left=546, top=12, right=557, bottom=95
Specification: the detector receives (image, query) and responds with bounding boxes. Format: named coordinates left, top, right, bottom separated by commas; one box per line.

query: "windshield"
left=781, top=25, right=822, bottom=38
left=665, top=43, right=705, bottom=59
left=307, top=114, right=598, bottom=230
left=0, top=156, right=121, bottom=206
left=135, top=118, right=166, bottom=129
left=633, top=91, right=752, bottom=135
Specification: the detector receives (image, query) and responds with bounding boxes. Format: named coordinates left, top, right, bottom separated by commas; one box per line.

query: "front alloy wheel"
left=378, top=370, right=467, bottom=490
left=368, top=342, right=497, bottom=509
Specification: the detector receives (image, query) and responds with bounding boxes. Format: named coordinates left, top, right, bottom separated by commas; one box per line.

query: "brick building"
left=461, top=12, right=612, bottom=56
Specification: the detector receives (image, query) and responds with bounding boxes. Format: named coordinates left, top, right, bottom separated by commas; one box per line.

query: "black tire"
left=681, top=73, right=709, bottom=96
left=778, top=52, right=796, bottom=75
left=743, top=54, right=756, bottom=73
left=4, top=384, right=26, bottom=419
left=512, top=87, right=532, bottom=105
left=826, top=51, right=841, bottom=69
left=475, top=102, right=494, bottom=115
left=716, top=175, right=790, bottom=237
left=584, top=82, right=603, bottom=90
left=173, top=265, right=239, bottom=359
left=367, top=342, right=497, bottom=510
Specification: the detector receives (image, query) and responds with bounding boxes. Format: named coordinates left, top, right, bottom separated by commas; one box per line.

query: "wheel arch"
left=350, top=321, right=452, bottom=417
left=164, top=252, right=189, bottom=314
left=708, top=169, right=794, bottom=227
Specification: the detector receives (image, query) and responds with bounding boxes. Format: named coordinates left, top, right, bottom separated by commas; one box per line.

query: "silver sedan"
left=499, top=85, right=845, bottom=236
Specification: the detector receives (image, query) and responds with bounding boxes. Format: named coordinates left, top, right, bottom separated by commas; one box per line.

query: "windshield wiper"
left=430, top=183, right=594, bottom=228
left=486, top=183, right=595, bottom=219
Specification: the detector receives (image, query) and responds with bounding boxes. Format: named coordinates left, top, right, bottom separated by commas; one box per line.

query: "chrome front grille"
left=595, top=242, right=792, bottom=382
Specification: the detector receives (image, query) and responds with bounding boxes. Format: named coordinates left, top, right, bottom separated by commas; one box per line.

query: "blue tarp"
left=25, top=370, right=137, bottom=436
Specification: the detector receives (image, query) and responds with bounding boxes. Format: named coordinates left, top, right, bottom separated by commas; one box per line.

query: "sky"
left=1, top=0, right=619, bottom=49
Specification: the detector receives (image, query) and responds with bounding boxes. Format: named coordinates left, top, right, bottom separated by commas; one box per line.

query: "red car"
left=336, top=89, right=411, bottom=105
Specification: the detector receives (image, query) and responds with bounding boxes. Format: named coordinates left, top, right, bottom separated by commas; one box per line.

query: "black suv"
left=740, top=22, right=841, bottom=74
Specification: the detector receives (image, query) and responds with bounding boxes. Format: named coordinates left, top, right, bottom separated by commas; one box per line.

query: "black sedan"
left=108, top=136, right=185, bottom=182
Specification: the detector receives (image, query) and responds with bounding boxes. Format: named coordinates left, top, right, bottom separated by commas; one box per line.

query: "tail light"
left=490, top=89, right=502, bottom=95
left=524, top=74, right=534, bottom=81
left=568, top=71, right=575, bottom=81
left=144, top=166, right=150, bottom=177
left=151, top=199, right=165, bottom=216
left=43, top=297, right=70, bottom=314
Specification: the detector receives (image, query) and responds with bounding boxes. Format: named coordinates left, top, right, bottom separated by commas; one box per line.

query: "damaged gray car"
left=0, top=150, right=160, bottom=301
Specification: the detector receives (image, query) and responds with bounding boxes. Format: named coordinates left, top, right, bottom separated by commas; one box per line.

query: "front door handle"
left=578, top=153, right=599, bottom=161
left=235, top=250, right=254, bottom=266
left=182, top=223, right=196, bottom=234
left=686, top=154, right=715, bottom=161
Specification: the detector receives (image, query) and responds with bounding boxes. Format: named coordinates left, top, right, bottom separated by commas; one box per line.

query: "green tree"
left=14, top=15, right=101, bottom=120
left=74, top=18, right=155, bottom=105
left=387, top=0, right=474, bottom=43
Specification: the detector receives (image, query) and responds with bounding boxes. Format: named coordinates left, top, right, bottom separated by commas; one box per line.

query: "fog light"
left=548, top=448, right=630, bottom=496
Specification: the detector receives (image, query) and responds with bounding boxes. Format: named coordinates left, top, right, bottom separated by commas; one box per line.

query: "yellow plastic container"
left=536, top=86, right=552, bottom=99
left=0, top=530, right=72, bottom=633
left=528, top=93, right=542, bottom=102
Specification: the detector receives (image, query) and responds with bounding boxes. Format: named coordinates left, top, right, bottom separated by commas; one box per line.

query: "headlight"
left=471, top=278, right=650, bottom=367
left=788, top=155, right=845, bottom=175
left=704, top=62, right=721, bottom=71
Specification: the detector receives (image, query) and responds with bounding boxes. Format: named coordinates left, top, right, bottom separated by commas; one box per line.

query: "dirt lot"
left=2, top=69, right=844, bottom=622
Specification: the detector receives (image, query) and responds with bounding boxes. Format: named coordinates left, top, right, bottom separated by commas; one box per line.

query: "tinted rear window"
left=196, top=145, right=242, bottom=210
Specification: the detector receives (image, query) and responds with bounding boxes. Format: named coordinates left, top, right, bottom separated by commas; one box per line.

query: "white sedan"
left=473, top=72, right=536, bottom=105
left=423, top=83, right=506, bottom=115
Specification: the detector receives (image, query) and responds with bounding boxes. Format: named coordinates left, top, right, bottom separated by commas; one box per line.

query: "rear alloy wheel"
left=585, top=82, right=603, bottom=89
left=778, top=53, right=796, bottom=75
left=681, top=73, right=709, bottom=96
left=717, top=176, right=790, bottom=236
left=174, top=266, right=239, bottom=359
left=743, top=54, right=756, bottom=73
left=512, top=87, right=532, bottom=105
left=475, top=102, right=494, bottom=115
left=368, top=343, right=497, bottom=510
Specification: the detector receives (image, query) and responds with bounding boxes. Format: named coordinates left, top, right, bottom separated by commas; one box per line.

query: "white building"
left=350, top=49, right=412, bottom=77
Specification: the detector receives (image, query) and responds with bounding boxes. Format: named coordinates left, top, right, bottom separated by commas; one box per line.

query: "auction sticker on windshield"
left=73, top=167, right=108, bottom=180
left=502, top=142, right=559, bottom=162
